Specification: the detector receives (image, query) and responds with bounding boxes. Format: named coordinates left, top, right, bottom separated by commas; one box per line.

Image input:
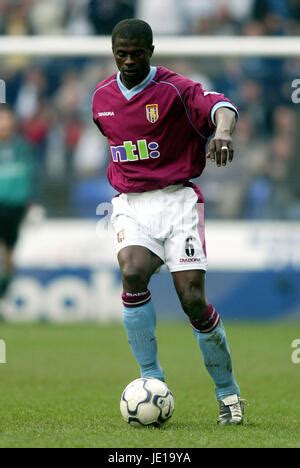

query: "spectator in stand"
left=136, top=0, right=184, bottom=35
left=64, top=0, right=93, bottom=36
left=0, top=105, right=35, bottom=306
left=0, top=0, right=33, bottom=35
left=15, top=67, right=48, bottom=121
left=88, top=0, right=137, bottom=35
left=29, top=0, right=66, bottom=35
left=251, top=0, right=293, bottom=35
left=289, top=0, right=300, bottom=34
left=239, top=79, right=268, bottom=137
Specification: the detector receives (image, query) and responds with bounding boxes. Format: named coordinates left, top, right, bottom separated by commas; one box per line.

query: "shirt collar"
left=117, top=66, right=157, bottom=100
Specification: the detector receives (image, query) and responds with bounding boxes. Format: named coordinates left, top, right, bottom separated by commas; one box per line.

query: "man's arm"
left=206, top=107, right=237, bottom=167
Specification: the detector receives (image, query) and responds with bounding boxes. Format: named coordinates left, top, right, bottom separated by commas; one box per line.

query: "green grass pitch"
left=0, top=321, right=299, bottom=448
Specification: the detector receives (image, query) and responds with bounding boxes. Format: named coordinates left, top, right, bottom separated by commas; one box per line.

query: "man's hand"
left=206, top=130, right=234, bottom=167
left=206, top=107, right=237, bottom=167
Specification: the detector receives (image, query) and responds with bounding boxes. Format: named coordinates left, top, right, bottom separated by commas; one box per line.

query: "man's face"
left=113, top=37, right=154, bottom=89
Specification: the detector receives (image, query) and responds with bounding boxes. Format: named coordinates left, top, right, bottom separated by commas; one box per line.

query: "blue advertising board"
left=3, top=221, right=300, bottom=321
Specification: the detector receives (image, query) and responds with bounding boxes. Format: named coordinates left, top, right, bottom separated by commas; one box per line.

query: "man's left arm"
left=206, top=107, right=237, bottom=167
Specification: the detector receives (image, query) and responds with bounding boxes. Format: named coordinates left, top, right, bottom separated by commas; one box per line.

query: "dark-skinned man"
left=93, top=19, right=244, bottom=425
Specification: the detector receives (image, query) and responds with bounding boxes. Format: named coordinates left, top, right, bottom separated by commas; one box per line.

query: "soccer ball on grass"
left=120, top=378, right=174, bottom=427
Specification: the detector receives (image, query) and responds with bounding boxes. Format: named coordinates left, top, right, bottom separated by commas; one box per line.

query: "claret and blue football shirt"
left=92, top=66, right=238, bottom=194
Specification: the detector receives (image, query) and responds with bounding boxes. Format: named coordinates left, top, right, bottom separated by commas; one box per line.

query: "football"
left=120, top=378, right=175, bottom=427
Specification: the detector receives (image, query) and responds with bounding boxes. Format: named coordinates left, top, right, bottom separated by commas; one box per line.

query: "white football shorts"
left=110, top=184, right=207, bottom=272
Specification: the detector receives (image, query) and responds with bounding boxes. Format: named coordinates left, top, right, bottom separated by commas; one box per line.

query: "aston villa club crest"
left=117, top=229, right=125, bottom=243
left=146, top=104, right=159, bottom=123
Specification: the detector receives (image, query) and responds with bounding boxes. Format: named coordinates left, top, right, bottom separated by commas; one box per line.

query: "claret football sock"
left=123, top=290, right=165, bottom=382
left=191, top=306, right=240, bottom=400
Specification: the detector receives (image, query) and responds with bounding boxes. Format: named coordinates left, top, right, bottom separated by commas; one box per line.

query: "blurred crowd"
left=0, top=0, right=299, bottom=219
left=1, top=0, right=300, bottom=36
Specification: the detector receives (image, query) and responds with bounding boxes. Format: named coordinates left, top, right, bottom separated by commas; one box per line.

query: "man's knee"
left=178, top=284, right=208, bottom=320
left=121, top=264, right=149, bottom=291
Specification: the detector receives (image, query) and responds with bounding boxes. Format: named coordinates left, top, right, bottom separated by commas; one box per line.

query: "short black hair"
left=112, top=19, right=153, bottom=48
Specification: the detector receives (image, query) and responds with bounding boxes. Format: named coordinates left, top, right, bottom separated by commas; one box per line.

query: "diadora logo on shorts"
left=180, top=237, right=201, bottom=263
left=185, top=237, right=195, bottom=258
left=98, top=111, right=115, bottom=117
left=111, top=140, right=160, bottom=162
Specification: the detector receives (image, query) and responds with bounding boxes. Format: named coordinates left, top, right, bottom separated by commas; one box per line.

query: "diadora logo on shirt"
left=98, top=111, right=115, bottom=117
left=111, top=140, right=160, bottom=162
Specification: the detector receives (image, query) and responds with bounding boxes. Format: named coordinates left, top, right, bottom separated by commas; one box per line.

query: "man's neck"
left=117, top=67, right=157, bottom=101
left=120, top=67, right=151, bottom=90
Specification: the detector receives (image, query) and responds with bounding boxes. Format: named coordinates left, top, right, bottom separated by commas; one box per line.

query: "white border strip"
left=0, top=36, right=299, bottom=57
